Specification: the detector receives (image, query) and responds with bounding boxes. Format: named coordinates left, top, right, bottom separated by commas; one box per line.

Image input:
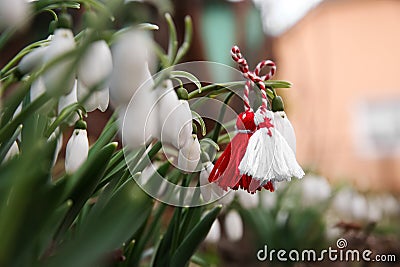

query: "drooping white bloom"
left=301, top=174, right=331, bottom=205
left=261, top=190, right=277, bottom=209
left=239, top=109, right=304, bottom=190
left=119, top=67, right=159, bottom=150
left=177, top=135, right=201, bottom=173
left=109, top=29, right=155, bottom=106
left=200, top=162, right=224, bottom=202
left=155, top=80, right=193, bottom=149
left=58, top=80, right=79, bottom=125
left=4, top=141, right=19, bottom=162
left=273, top=111, right=296, bottom=153
left=236, top=189, right=259, bottom=209
left=224, top=210, right=243, bottom=242
left=30, top=76, right=46, bottom=102
left=77, top=40, right=112, bottom=112
left=0, top=0, right=30, bottom=29
left=77, top=80, right=109, bottom=112
left=205, top=219, right=221, bottom=243
left=65, top=128, right=89, bottom=174
left=78, top=40, right=113, bottom=89
left=19, top=46, right=48, bottom=74
left=42, top=29, right=76, bottom=95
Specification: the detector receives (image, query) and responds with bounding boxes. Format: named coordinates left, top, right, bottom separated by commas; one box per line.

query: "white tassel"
left=238, top=109, right=304, bottom=188
left=273, top=111, right=296, bottom=153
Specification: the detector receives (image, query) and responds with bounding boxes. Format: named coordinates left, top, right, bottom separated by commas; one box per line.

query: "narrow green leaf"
left=170, top=205, right=222, bottom=267
left=0, top=124, right=21, bottom=164
left=165, top=13, right=178, bottom=66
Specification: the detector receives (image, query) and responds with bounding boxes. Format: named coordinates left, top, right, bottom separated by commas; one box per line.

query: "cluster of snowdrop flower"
left=16, top=21, right=112, bottom=173
left=111, top=29, right=200, bottom=172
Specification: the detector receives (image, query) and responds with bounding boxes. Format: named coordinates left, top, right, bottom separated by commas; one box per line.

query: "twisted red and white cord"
left=230, top=45, right=276, bottom=113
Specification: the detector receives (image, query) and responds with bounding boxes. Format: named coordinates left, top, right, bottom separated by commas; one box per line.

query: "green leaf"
left=44, top=176, right=153, bottom=267
left=171, top=70, right=202, bottom=93
left=0, top=124, right=21, bottom=164
left=170, top=205, right=222, bottom=267
left=54, top=142, right=117, bottom=242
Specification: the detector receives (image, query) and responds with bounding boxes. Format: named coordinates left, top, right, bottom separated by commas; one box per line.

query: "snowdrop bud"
left=177, top=135, right=201, bottom=172
left=155, top=80, right=193, bottom=149
left=18, top=46, right=48, bottom=74
left=205, top=220, right=221, bottom=243
left=0, top=0, right=30, bottom=29
left=332, top=188, right=355, bottom=219
left=200, top=162, right=224, bottom=202
left=261, top=190, right=277, bottom=209
left=4, top=141, right=19, bottom=162
left=224, top=210, right=243, bottom=242
left=236, top=190, right=259, bottom=209
left=110, top=29, right=155, bottom=106
left=65, top=125, right=89, bottom=174
left=77, top=80, right=109, bottom=112
left=43, top=29, right=76, bottom=95
left=58, top=80, right=79, bottom=125
left=78, top=40, right=112, bottom=89
left=273, top=111, right=296, bottom=153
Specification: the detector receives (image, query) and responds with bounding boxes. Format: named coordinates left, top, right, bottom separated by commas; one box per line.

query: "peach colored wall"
left=273, top=0, right=400, bottom=191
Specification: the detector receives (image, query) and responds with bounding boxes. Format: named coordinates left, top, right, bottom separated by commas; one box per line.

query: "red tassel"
left=208, top=110, right=276, bottom=194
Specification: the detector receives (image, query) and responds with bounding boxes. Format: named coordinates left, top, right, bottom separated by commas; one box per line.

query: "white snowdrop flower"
left=155, top=80, right=193, bottom=149
left=4, top=141, right=19, bottom=162
left=65, top=125, right=89, bottom=174
left=236, top=189, right=259, bottom=209
left=261, top=190, right=277, bottom=209
left=200, top=162, right=224, bottom=202
left=0, top=0, right=30, bottom=29
left=217, top=191, right=235, bottom=206
left=77, top=80, right=109, bottom=112
left=366, top=197, right=382, bottom=222
left=58, top=80, right=79, bottom=125
left=78, top=40, right=112, bottom=89
left=177, top=135, right=201, bottom=172
left=205, top=219, right=221, bottom=243
left=273, top=111, right=296, bottom=153
left=30, top=76, right=46, bottom=102
left=379, top=194, right=399, bottom=217
left=301, top=174, right=331, bottom=205
left=119, top=68, right=159, bottom=150
left=76, top=40, right=112, bottom=112
left=42, top=29, right=76, bottom=95
left=276, top=210, right=289, bottom=226
left=109, top=29, right=155, bottom=106
left=18, top=46, right=48, bottom=74
left=351, top=192, right=369, bottom=221
left=332, top=187, right=355, bottom=219
left=224, top=210, right=243, bottom=242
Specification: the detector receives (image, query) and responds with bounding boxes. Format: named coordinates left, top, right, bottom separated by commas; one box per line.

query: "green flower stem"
left=188, top=80, right=291, bottom=100
left=174, top=15, right=193, bottom=65
left=0, top=40, right=48, bottom=77
left=211, top=92, right=235, bottom=143
left=165, top=13, right=178, bottom=66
